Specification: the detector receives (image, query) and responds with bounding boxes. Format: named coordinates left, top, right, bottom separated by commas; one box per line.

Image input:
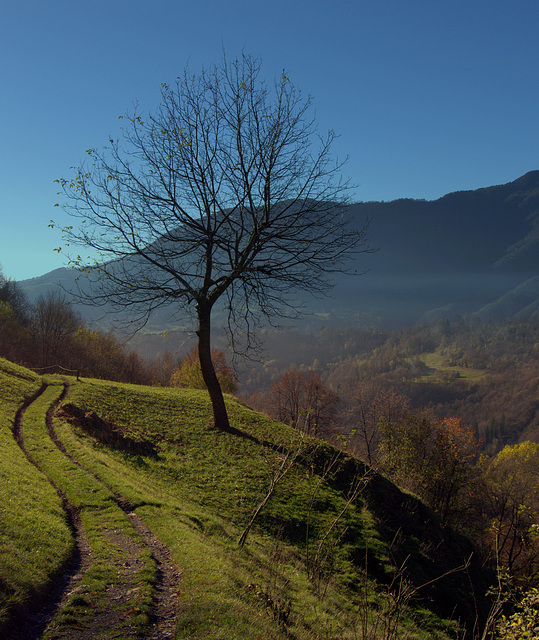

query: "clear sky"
left=1, top=0, right=538, bottom=281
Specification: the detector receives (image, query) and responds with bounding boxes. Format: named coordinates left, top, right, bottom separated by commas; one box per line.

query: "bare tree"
left=32, top=290, right=80, bottom=366
left=266, top=368, right=339, bottom=435
left=55, top=53, right=368, bottom=431
left=346, top=383, right=410, bottom=467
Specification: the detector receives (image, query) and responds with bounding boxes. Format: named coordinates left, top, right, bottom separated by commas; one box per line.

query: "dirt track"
left=7, top=381, right=181, bottom=640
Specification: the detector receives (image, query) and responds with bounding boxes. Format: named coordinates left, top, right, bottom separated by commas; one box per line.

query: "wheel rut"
left=9, top=383, right=91, bottom=640
left=9, top=381, right=181, bottom=640
left=48, top=383, right=182, bottom=639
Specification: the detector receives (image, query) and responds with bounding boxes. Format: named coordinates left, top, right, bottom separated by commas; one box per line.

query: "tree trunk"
left=196, top=302, right=231, bottom=432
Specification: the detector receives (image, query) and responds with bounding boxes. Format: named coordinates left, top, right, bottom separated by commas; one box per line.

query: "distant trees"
left=362, top=405, right=539, bottom=585
left=71, top=326, right=151, bottom=384
left=344, top=383, right=410, bottom=466
left=0, top=269, right=30, bottom=326
left=32, top=291, right=80, bottom=367
left=55, top=52, right=367, bottom=432
left=265, top=368, right=339, bottom=435
left=146, top=351, right=180, bottom=387
left=0, top=299, right=32, bottom=364
left=170, top=346, right=237, bottom=394
left=0, top=265, right=150, bottom=384
left=378, top=412, right=480, bottom=523
left=0, top=267, right=33, bottom=364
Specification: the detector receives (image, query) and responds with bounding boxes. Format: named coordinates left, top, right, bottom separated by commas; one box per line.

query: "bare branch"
left=56, top=52, right=368, bottom=430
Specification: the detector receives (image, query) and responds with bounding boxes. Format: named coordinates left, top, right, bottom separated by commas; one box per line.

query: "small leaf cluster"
left=497, top=588, right=539, bottom=639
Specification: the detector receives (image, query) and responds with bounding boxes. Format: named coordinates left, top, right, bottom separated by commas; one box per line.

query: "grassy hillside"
left=0, top=358, right=492, bottom=639
left=0, top=362, right=74, bottom=632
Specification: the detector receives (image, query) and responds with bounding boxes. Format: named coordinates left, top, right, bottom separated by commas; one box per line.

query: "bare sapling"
left=238, top=435, right=307, bottom=547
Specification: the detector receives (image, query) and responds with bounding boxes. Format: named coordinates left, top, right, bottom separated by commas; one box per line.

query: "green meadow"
left=418, top=351, right=488, bottom=382
left=0, top=357, right=488, bottom=639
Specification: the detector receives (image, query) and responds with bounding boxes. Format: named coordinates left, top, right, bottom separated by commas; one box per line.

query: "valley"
left=19, top=171, right=539, bottom=331
left=2, top=172, right=539, bottom=637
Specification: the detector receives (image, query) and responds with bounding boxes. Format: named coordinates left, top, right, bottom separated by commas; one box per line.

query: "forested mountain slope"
left=19, top=171, right=539, bottom=331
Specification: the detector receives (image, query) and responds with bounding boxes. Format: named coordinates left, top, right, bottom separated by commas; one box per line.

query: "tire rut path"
left=9, top=381, right=181, bottom=640
left=9, top=383, right=91, bottom=640
left=48, top=383, right=182, bottom=640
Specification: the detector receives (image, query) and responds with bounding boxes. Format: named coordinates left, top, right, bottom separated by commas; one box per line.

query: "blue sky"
left=1, top=0, right=538, bottom=281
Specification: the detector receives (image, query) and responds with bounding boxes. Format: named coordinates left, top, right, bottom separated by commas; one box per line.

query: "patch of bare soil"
left=126, top=512, right=182, bottom=640
left=41, top=525, right=150, bottom=640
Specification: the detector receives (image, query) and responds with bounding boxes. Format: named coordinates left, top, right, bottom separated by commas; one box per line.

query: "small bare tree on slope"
left=54, top=53, right=368, bottom=431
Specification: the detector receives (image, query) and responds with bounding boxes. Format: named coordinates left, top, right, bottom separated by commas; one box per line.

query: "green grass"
left=58, top=377, right=464, bottom=638
left=0, top=359, right=485, bottom=639
left=20, top=382, right=155, bottom=638
left=0, top=361, right=73, bottom=630
left=418, top=351, right=488, bottom=381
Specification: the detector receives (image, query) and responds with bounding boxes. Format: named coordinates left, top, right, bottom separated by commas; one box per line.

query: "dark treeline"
left=0, top=268, right=152, bottom=383
left=0, top=268, right=239, bottom=390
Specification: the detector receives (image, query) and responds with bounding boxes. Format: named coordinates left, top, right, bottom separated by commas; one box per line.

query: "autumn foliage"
left=0, top=269, right=150, bottom=384
left=476, top=442, right=539, bottom=584
left=170, top=346, right=237, bottom=394
left=378, top=412, right=480, bottom=522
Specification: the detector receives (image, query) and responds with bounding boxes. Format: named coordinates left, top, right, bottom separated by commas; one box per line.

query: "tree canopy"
left=55, top=53, right=367, bottom=430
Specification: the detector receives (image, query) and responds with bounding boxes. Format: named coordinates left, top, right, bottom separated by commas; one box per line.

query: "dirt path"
left=47, top=383, right=182, bottom=639
left=8, top=381, right=181, bottom=640
left=8, top=384, right=91, bottom=640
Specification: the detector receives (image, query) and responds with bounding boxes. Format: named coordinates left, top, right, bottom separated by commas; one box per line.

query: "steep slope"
left=0, top=358, right=493, bottom=638
left=475, top=276, right=539, bottom=320
left=335, top=170, right=539, bottom=325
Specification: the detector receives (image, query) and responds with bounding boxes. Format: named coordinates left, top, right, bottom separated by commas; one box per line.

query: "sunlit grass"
left=59, top=376, right=457, bottom=639
left=0, top=360, right=72, bottom=629
left=20, top=383, right=156, bottom=638
left=1, top=360, right=463, bottom=639
left=418, top=351, right=488, bottom=381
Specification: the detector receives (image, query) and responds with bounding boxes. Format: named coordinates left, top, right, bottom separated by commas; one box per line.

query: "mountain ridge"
left=19, top=171, right=539, bottom=331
